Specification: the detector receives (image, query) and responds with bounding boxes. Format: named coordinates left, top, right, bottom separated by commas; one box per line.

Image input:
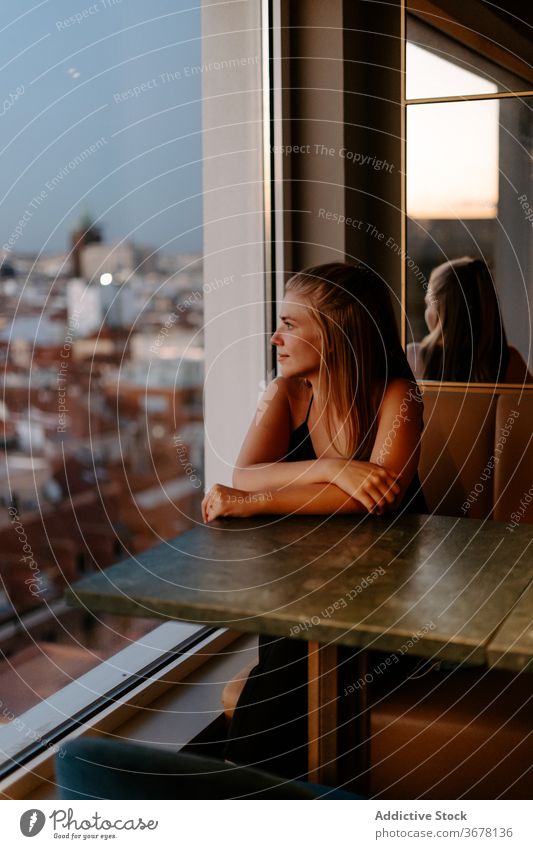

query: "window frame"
left=402, top=4, right=533, bottom=375
left=0, top=625, right=241, bottom=796
left=0, top=0, right=272, bottom=785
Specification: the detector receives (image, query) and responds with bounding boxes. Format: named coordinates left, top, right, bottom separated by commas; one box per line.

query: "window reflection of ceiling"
left=486, top=1, right=533, bottom=32
left=407, top=0, right=533, bottom=88
left=406, top=41, right=498, bottom=100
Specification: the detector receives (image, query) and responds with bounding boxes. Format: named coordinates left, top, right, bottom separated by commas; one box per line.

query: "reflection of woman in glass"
left=407, top=257, right=532, bottom=383
left=202, top=261, right=427, bottom=778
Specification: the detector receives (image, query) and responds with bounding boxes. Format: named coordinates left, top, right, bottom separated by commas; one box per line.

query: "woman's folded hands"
left=201, top=458, right=401, bottom=522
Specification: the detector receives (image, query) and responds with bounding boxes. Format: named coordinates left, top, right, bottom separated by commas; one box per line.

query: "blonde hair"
left=286, top=262, right=413, bottom=459
left=420, top=257, right=509, bottom=382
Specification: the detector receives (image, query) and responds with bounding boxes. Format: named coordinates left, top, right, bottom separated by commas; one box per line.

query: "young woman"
left=202, top=261, right=427, bottom=778
left=407, top=257, right=533, bottom=383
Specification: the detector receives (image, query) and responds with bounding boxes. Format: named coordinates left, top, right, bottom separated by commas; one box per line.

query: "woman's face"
left=271, top=291, right=322, bottom=379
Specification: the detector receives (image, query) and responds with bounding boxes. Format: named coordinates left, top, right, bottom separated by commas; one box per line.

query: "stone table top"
left=487, top=579, right=533, bottom=672
left=66, top=512, right=533, bottom=667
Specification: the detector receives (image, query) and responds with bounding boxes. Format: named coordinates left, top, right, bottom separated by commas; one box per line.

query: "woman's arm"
left=202, top=377, right=423, bottom=522
left=232, top=378, right=397, bottom=506
left=369, top=378, right=423, bottom=505
left=319, top=379, right=424, bottom=512
left=201, top=482, right=365, bottom=522
left=258, top=484, right=366, bottom=515
left=232, top=377, right=333, bottom=490
left=234, top=458, right=333, bottom=491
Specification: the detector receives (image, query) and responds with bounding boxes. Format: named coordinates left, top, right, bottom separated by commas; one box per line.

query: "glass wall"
left=0, top=0, right=261, bottom=736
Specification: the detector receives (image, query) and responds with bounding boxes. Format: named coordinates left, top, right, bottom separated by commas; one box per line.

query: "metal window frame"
left=1, top=0, right=275, bottom=784
left=0, top=623, right=209, bottom=781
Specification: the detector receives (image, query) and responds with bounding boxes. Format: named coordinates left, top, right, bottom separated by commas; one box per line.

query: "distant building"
left=70, top=214, right=102, bottom=278
left=67, top=273, right=137, bottom=332
left=81, top=241, right=158, bottom=280
left=67, top=278, right=102, bottom=336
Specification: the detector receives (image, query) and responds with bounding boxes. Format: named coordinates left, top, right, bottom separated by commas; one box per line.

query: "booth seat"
left=370, top=664, right=532, bottom=799
left=493, top=393, right=533, bottom=523
left=419, top=386, right=533, bottom=524
left=372, top=384, right=533, bottom=798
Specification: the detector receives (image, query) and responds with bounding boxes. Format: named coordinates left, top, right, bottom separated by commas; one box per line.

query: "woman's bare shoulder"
left=271, top=376, right=310, bottom=401
left=380, top=377, right=423, bottom=415
left=267, top=377, right=311, bottom=426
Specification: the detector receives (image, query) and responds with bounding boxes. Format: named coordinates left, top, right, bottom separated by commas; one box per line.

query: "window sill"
left=0, top=624, right=244, bottom=799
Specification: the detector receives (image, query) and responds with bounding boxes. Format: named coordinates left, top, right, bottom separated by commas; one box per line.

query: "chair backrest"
left=493, top=393, right=533, bottom=525
left=418, top=386, right=497, bottom=519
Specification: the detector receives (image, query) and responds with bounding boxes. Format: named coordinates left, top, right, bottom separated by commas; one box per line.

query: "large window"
left=0, top=0, right=264, bottom=766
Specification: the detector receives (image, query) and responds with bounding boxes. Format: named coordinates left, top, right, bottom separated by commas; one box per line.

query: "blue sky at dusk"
left=0, top=0, right=203, bottom=255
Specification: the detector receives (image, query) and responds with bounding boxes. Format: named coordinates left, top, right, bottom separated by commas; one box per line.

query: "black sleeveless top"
left=286, top=394, right=427, bottom=514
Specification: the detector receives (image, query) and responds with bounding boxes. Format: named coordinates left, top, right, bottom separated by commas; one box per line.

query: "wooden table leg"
left=307, top=640, right=338, bottom=785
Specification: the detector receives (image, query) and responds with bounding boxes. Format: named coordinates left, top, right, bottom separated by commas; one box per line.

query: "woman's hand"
left=201, top=484, right=270, bottom=523
left=327, top=458, right=401, bottom=515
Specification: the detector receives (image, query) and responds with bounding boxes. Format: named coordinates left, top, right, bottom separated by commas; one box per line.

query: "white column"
left=201, top=0, right=266, bottom=488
